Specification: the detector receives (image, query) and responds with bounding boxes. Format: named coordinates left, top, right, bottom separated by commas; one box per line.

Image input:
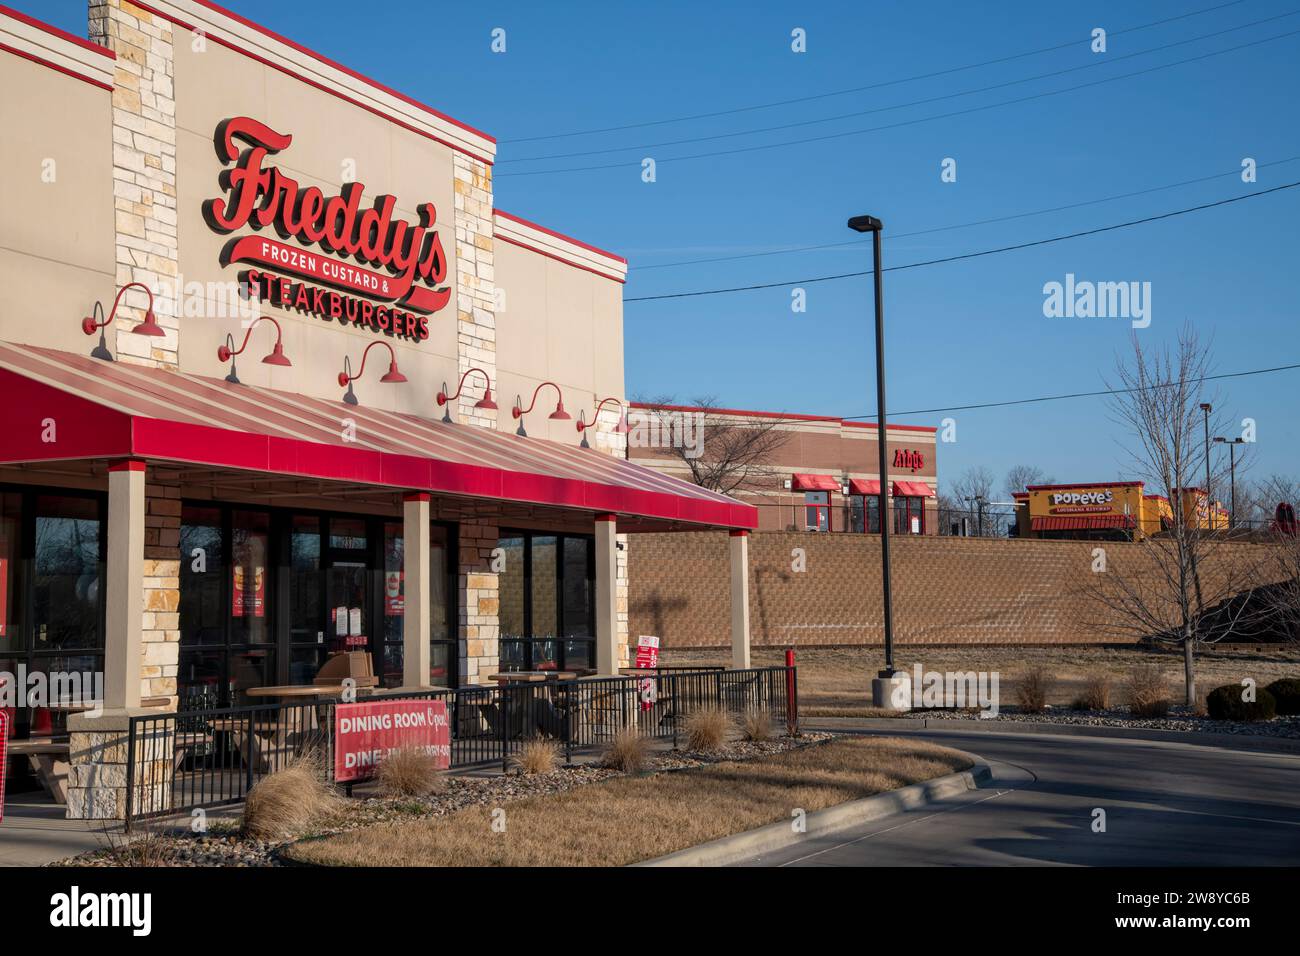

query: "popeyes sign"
left=204, top=116, right=451, bottom=343
left=1049, top=489, right=1117, bottom=514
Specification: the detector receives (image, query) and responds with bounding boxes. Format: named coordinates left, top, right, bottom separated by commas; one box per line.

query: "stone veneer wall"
left=453, top=154, right=497, bottom=429
left=458, top=521, right=501, bottom=682
left=142, top=475, right=181, bottom=707
left=89, top=0, right=179, bottom=369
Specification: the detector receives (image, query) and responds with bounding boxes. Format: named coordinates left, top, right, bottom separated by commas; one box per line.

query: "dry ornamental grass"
left=683, top=706, right=732, bottom=752
left=513, top=738, right=561, bottom=775
left=378, top=747, right=446, bottom=798
left=601, top=727, right=649, bottom=774
left=286, top=736, right=971, bottom=868
left=1126, top=664, right=1171, bottom=717
left=242, top=753, right=343, bottom=841
left=742, top=709, right=772, bottom=742
left=1014, top=665, right=1052, bottom=713
left=1073, top=674, right=1112, bottom=711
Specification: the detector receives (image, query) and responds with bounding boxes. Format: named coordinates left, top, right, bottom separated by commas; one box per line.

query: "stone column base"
left=871, top=675, right=912, bottom=712
left=66, top=709, right=174, bottom=821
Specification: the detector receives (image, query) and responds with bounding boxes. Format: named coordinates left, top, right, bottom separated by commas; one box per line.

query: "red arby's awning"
left=847, top=478, right=880, bottom=496
left=1032, top=515, right=1136, bottom=531
left=791, top=473, right=840, bottom=492
left=0, top=342, right=756, bottom=531
left=892, top=480, right=936, bottom=497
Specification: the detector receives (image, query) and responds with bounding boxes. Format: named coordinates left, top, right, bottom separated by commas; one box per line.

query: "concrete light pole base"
left=872, top=675, right=912, bottom=712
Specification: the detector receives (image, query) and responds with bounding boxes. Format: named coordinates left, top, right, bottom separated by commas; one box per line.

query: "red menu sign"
left=634, top=635, right=660, bottom=669
left=334, top=699, right=450, bottom=782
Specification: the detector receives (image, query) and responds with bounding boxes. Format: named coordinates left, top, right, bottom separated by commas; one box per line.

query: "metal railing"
left=123, top=665, right=797, bottom=826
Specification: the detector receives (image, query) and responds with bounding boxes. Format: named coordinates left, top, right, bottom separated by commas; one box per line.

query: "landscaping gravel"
left=50, top=732, right=832, bottom=868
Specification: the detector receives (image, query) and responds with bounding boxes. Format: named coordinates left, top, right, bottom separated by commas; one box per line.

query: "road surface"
left=738, top=727, right=1300, bottom=866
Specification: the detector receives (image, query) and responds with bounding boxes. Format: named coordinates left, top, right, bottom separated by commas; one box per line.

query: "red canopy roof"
left=847, top=478, right=881, bottom=496
left=892, top=480, right=936, bottom=498
left=1032, top=515, right=1136, bottom=531
left=791, top=473, right=840, bottom=492
left=0, top=342, right=756, bottom=531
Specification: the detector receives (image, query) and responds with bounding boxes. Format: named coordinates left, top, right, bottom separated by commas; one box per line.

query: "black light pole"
left=847, top=213, right=896, bottom=678
left=1214, top=436, right=1245, bottom=527
left=1199, top=403, right=1212, bottom=499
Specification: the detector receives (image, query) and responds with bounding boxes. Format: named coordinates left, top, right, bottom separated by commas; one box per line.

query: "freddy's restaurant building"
left=0, top=1, right=757, bottom=815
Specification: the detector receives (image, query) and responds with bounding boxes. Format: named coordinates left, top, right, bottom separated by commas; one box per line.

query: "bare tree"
left=630, top=395, right=790, bottom=496
left=1004, top=464, right=1054, bottom=500
left=947, top=465, right=998, bottom=536
left=1089, top=327, right=1265, bottom=704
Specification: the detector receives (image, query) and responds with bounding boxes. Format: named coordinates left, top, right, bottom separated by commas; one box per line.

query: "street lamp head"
left=847, top=214, right=883, bottom=233
left=1199, top=403, right=1212, bottom=412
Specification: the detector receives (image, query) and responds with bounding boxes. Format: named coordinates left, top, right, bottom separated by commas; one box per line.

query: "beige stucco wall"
left=170, top=34, right=461, bottom=415
left=494, top=240, right=625, bottom=445
left=0, top=53, right=115, bottom=353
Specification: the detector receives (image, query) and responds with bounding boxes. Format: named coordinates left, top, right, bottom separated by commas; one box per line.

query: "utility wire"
left=633, top=155, right=1300, bottom=271
left=501, top=0, right=1248, bottom=143
left=497, top=26, right=1300, bottom=177
left=501, top=9, right=1299, bottom=164
left=624, top=181, right=1300, bottom=302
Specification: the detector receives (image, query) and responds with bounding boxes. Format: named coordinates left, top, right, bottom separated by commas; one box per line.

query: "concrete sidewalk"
left=0, top=792, right=111, bottom=867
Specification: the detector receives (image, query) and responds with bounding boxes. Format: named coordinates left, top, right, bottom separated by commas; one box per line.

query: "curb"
left=634, top=750, right=992, bottom=867
left=807, top=716, right=1300, bottom=755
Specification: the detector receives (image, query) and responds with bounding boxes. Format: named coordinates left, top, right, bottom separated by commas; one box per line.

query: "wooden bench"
left=9, top=739, right=71, bottom=805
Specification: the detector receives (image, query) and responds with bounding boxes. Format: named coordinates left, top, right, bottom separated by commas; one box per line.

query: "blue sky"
left=21, top=0, right=1300, bottom=494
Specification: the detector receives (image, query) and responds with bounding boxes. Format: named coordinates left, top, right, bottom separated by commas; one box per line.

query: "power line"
left=633, top=155, right=1300, bottom=271
left=502, top=9, right=1298, bottom=164
left=497, top=26, right=1300, bottom=178
left=501, top=0, right=1248, bottom=144
left=624, top=181, right=1300, bottom=302
left=636, top=360, right=1300, bottom=433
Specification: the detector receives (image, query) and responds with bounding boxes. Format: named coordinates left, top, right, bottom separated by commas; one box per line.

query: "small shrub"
left=683, top=707, right=732, bottom=752
left=377, top=746, right=445, bottom=798
left=1126, top=665, right=1170, bottom=718
left=513, top=737, right=561, bottom=775
left=1265, top=678, right=1300, bottom=715
left=1072, top=674, right=1111, bottom=711
left=601, top=727, right=649, bottom=774
left=242, top=753, right=342, bottom=841
left=742, top=708, right=772, bottom=742
left=1014, top=665, right=1052, bottom=714
left=1206, top=684, right=1277, bottom=722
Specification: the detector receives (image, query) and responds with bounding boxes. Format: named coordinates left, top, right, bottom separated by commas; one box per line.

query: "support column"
left=402, top=493, right=431, bottom=688
left=105, top=459, right=146, bottom=710
left=729, top=530, right=751, bottom=670
left=595, top=514, right=619, bottom=676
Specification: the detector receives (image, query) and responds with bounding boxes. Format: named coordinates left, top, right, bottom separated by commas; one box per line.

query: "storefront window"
left=496, top=532, right=595, bottom=672
left=892, top=496, right=925, bottom=535
left=849, top=495, right=865, bottom=533
left=804, top=492, right=830, bottom=531
left=288, top=516, right=325, bottom=685
left=0, top=490, right=106, bottom=738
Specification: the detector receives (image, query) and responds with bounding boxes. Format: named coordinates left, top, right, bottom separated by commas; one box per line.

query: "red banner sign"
left=334, top=699, right=450, bottom=782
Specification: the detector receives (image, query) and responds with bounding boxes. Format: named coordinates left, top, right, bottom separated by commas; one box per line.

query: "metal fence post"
left=500, top=686, right=509, bottom=774
left=124, top=717, right=137, bottom=832
left=244, top=709, right=255, bottom=794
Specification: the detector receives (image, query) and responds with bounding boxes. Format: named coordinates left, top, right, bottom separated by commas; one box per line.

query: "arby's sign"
left=204, top=116, right=451, bottom=342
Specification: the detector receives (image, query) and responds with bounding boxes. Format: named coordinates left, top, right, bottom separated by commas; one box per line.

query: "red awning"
left=791, top=473, right=840, bottom=492
left=0, top=342, right=756, bottom=531
left=847, top=478, right=880, bottom=496
left=892, top=480, right=936, bottom=498
left=1031, top=515, right=1136, bottom=531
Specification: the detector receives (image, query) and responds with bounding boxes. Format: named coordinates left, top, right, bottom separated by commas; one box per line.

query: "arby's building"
left=0, top=0, right=759, bottom=804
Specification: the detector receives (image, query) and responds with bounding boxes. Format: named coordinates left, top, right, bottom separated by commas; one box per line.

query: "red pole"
left=785, top=648, right=798, bottom=736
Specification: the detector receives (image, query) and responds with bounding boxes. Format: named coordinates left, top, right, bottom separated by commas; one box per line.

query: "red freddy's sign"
left=334, top=699, right=450, bottom=783
left=204, top=116, right=452, bottom=331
